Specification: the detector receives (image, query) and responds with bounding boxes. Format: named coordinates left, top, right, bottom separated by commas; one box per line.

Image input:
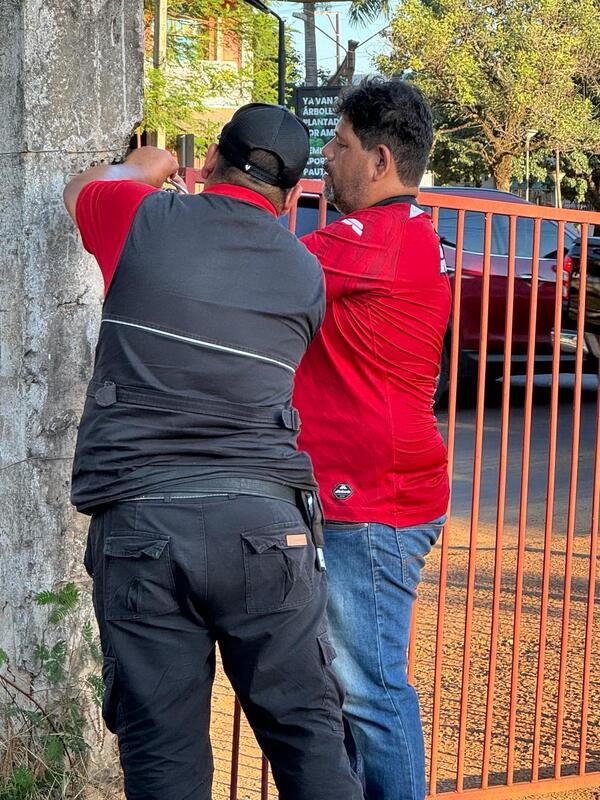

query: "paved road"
left=437, top=374, right=600, bottom=540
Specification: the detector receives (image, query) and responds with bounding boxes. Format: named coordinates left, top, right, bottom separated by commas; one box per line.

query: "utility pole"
left=0, top=0, right=143, bottom=765
left=524, top=128, right=537, bottom=202
left=317, top=10, right=341, bottom=70
left=150, top=0, right=168, bottom=148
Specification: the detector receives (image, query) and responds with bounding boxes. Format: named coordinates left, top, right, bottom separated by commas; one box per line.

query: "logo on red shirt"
left=332, top=483, right=353, bottom=500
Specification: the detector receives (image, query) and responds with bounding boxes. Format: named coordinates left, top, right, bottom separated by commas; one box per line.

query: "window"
left=433, top=208, right=578, bottom=259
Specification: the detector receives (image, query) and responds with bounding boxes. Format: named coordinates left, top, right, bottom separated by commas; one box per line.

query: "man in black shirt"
left=64, top=104, right=362, bottom=800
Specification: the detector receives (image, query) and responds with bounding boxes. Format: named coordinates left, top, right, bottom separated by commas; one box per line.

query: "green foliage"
left=348, top=0, right=390, bottom=26
left=36, top=582, right=80, bottom=625
left=0, top=585, right=107, bottom=799
left=82, top=621, right=103, bottom=665
left=378, top=0, right=600, bottom=189
left=0, top=766, right=37, bottom=800
left=86, top=674, right=105, bottom=708
left=34, top=641, right=67, bottom=685
left=143, top=0, right=302, bottom=154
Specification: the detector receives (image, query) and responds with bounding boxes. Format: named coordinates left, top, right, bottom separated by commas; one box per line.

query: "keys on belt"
left=306, top=493, right=326, bottom=572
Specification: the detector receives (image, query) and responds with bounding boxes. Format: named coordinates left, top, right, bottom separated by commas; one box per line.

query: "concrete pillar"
left=0, top=0, right=143, bottom=678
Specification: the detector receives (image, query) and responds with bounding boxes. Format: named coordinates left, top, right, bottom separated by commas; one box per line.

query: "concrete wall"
left=0, top=1, right=143, bottom=673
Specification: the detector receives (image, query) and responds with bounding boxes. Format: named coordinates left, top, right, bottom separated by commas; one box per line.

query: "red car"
left=291, top=186, right=580, bottom=400
left=425, top=187, right=579, bottom=398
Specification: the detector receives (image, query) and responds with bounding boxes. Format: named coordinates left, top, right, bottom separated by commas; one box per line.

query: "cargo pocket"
left=104, top=532, right=178, bottom=621
left=317, top=631, right=345, bottom=733
left=101, top=657, right=120, bottom=734
left=241, top=523, right=313, bottom=614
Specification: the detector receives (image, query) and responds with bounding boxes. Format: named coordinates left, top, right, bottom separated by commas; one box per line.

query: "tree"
left=143, top=0, right=301, bottom=153
left=378, top=0, right=600, bottom=190
left=348, top=0, right=390, bottom=25
left=303, top=3, right=318, bottom=85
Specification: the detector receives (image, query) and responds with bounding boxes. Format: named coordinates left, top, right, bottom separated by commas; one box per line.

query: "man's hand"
left=121, top=146, right=180, bottom=188
left=63, top=146, right=180, bottom=222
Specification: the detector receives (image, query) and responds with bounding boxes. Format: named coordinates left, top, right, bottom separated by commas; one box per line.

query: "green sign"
left=295, top=86, right=342, bottom=180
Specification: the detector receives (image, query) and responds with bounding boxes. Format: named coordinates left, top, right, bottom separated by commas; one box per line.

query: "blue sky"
left=273, top=2, right=393, bottom=79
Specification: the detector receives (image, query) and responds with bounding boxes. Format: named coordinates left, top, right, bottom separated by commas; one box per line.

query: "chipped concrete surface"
left=0, top=1, right=143, bottom=675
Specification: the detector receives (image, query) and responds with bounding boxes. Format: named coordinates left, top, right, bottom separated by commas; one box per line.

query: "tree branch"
left=0, top=673, right=75, bottom=769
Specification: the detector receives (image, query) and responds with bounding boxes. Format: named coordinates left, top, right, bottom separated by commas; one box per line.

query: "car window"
left=434, top=208, right=578, bottom=259
left=515, top=218, right=577, bottom=258
left=281, top=202, right=340, bottom=237
left=435, top=208, right=458, bottom=247
left=434, top=209, right=487, bottom=254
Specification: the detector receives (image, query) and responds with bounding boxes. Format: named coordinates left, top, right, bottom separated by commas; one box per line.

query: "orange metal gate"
left=181, top=169, right=600, bottom=799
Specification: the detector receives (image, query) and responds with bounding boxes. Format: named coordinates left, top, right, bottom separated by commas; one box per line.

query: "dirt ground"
left=207, top=514, right=600, bottom=800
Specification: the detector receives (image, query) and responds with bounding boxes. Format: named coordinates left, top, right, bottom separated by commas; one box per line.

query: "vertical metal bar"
left=429, top=208, right=465, bottom=797
left=507, top=217, right=542, bottom=783
left=555, top=224, right=589, bottom=777
left=152, top=0, right=168, bottom=149
left=579, top=353, right=600, bottom=774
left=182, top=167, right=197, bottom=194
left=261, top=754, right=270, bottom=800
left=481, top=215, right=517, bottom=788
left=408, top=600, right=418, bottom=685
left=318, top=192, right=328, bottom=230
left=456, top=212, right=493, bottom=791
left=531, top=222, right=565, bottom=781
left=229, top=698, right=242, bottom=800
left=289, top=199, right=298, bottom=235
left=277, top=17, right=286, bottom=107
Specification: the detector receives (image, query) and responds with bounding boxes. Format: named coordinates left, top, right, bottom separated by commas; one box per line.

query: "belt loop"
left=95, top=380, right=117, bottom=407
left=281, top=407, right=301, bottom=431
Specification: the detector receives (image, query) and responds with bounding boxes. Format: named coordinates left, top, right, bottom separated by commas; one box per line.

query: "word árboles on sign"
left=294, top=86, right=342, bottom=180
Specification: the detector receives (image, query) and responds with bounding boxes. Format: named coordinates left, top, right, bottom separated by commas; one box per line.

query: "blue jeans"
left=324, top=517, right=446, bottom=800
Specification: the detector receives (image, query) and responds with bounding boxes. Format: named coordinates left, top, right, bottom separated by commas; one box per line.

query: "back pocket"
left=241, top=522, right=314, bottom=614
left=104, top=532, right=178, bottom=621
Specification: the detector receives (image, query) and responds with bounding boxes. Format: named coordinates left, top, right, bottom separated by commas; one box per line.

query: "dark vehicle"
left=289, top=186, right=580, bottom=399
left=566, top=235, right=600, bottom=331
left=564, top=235, right=600, bottom=365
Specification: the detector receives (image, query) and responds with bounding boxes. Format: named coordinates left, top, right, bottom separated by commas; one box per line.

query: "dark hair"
left=213, top=148, right=288, bottom=210
left=336, top=77, right=433, bottom=185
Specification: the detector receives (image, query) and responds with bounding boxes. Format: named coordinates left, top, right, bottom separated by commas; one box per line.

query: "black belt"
left=125, top=477, right=326, bottom=571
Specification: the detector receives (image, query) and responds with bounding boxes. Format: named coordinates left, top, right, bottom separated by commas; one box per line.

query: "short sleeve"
left=75, top=180, right=158, bottom=294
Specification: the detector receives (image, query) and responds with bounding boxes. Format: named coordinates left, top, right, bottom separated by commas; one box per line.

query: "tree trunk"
left=585, top=171, right=600, bottom=235
left=492, top=153, right=514, bottom=192
left=303, top=3, right=318, bottom=86
left=0, top=0, right=143, bottom=786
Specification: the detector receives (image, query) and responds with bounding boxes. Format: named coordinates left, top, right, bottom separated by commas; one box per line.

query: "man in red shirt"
left=294, top=78, right=451, bottom=800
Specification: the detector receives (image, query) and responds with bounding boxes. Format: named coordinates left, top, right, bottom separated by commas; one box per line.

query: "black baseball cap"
left=218, top=103, right=310, bottom=189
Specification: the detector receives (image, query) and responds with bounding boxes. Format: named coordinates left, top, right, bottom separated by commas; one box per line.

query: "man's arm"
left=63, top=146, right=182, bottom=222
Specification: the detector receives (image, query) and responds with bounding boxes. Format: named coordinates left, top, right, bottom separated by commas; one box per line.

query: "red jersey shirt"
left=294, top=200, right=452, bottom=528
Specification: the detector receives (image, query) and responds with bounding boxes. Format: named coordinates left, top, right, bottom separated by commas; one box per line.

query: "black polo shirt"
left=71, top=181, right=324, bottom=513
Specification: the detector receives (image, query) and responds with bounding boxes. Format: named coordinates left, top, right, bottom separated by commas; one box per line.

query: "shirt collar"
left=203, top=183, right=278, bottom=217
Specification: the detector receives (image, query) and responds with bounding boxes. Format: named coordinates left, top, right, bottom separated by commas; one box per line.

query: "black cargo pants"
left=84, top=493, right=363, bottom=800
